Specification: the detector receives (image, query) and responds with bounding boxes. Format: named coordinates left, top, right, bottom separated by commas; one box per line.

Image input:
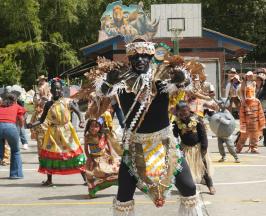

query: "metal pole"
left=171, top=29, right=180, bottom=55
left=173, top=38, right=179, bottom=55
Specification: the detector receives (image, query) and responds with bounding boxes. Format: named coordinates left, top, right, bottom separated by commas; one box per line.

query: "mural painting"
left=99, top=1, right=159, bottom=42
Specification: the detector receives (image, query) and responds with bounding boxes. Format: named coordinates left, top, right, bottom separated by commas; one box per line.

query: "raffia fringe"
left=94, top=75, right=125, bottom=98
left=182, top=145, right=205, bottom=183
left=178, top=193, right=203, bottom=216
left=182, top=144, right=214, bottom=183
left=113, top=198, right=135, bottom=216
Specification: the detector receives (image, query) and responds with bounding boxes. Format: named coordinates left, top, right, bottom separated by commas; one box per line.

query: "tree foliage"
left=0, top=0, right=265, bottom=89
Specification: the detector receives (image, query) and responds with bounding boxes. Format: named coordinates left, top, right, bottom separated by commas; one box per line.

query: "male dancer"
left=92, top=39, right=203, bottom=215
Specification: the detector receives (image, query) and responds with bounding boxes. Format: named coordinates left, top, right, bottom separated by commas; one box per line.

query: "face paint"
left=129, top=54, right=152, bottom=75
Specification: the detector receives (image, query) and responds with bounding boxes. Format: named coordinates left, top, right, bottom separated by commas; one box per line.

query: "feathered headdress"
left=155, top=54, right=188, bottom=81
left=186, top=61, right=206, bottom=81
left=72, top=57, right=126, bottom=100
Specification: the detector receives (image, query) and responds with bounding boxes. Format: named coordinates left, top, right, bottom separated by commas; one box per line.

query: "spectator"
left=0, top=93, right=25, bottom=179
left=227, top=68, right=237, bottom=81
left=225, top=74, right=241, bottom=113
left=17, top=98, right=29, bottom=150
left=0, top=96, right=10, bottom=166
left=37, top=75, right=51, bottom=100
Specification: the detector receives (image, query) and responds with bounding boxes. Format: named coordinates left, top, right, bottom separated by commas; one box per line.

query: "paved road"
left=1, top=121, right=266, bottom=216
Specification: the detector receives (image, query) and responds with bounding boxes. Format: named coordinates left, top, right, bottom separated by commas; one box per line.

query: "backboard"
left=151, top=4, right=202, bottom=38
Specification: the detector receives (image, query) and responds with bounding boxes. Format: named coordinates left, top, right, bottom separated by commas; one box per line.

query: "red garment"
left=0, top=104, right=26, bottom=123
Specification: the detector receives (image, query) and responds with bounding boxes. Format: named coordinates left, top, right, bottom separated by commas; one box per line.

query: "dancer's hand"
left=201, top=149, right=207, bottom=158
left=79, top=121, right=85, bottom=128
left=26, top=123, right=33, bottom=129
left=108, top=156, right=114, bottom=164
left=106, top=69, right=120, bottom=85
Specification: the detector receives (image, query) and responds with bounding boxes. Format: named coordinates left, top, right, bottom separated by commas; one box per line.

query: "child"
left=218, top=135, right=240, bottom=163
left=237, top=71, right=265, bottom=153
left=0, top=141, right=10, bottom=166
left=173, top=101, right=215, bottom=195
left=84, top=119, right=119, bottom=198
left=207, top=104, right=240, bottom=163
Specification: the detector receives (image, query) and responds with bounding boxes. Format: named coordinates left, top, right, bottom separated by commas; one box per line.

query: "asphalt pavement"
left=1, top=120, right=266, bottom=216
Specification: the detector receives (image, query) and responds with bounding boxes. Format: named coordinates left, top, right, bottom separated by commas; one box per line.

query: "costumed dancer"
left=85, top=39, right=203, bottom=215
left=30, top=96, right=48, bottom=155
left=207, top=100, right=240, bottom=163
left=255, top=71, right=266, bottom=146
left=84, top=118, right=120, bottom=198
left=27, top=78, right=86, bottom=186
left=0, top=141, right=10, bottom=166
left=185, top=62, right=214, bottom=119
left=173, top=101, right=215, bottom=195
left=169, top=90, right=186, bottom=123
left=236, top=71, right=265, bottom=153
left=84, top=92, right=124, bottom=157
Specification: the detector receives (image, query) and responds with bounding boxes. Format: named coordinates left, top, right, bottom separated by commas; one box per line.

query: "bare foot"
left=88, top=194, right=96, bottom=199
left=209, top=186, right=216, bottom=195
left=42, top=180, right=53, bottom=186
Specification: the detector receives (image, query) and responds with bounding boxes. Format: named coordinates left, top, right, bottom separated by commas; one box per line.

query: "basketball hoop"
left=170, top=28, right=183, bottom=41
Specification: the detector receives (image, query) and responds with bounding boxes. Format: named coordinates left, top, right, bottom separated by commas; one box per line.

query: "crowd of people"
left=1, top=38, right=266, bottom=216
left=226, top=68, right=266, bottom=153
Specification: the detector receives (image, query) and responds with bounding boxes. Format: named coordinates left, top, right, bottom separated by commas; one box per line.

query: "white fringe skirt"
left=182, top=144, right=213, bottom=183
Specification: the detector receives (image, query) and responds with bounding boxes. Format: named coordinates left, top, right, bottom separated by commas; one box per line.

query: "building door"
left=200, top=59, right=221, bottom=97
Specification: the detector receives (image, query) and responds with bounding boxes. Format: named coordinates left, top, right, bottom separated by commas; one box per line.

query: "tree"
left=1, top=0, right=266, bottom=89
left=202, top=0, right=266, bottom=61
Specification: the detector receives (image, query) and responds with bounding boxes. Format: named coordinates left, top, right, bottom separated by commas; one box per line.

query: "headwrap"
left=126, top=41, right=155, bottom=56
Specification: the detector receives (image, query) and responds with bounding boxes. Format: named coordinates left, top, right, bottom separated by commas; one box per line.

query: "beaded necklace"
left=121, top=68, right=180, bottom=201
left=176, top=116, right=198, bottom=135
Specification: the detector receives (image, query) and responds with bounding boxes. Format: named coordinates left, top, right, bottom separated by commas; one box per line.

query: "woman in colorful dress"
left=84, top=119, right=119, bottom=198
left=27, top=78, right=86, bottom=186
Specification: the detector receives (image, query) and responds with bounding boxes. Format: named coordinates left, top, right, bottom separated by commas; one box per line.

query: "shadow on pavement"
left=21, top=162, right=39, bottom=164
left=0, top=183, right=44, bottom=188
left=20, top=151, right=38, bottom=154
left=39, top=193, right=115, bottom=200
left=0, top=183, right=81, bottom=187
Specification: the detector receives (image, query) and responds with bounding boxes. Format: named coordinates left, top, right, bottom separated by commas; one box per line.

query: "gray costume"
left=209, top=109, right=238, bottom=160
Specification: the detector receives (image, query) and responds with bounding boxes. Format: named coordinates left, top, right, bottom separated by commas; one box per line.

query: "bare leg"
left=81, top=171, right=87, bottom=185
left=42, top=174, right=53, bottom=186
